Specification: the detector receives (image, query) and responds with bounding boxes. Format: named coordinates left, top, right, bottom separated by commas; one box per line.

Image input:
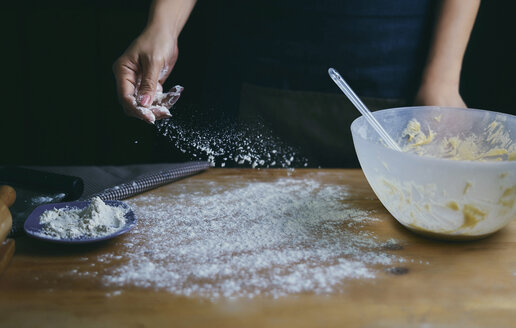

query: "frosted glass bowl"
left=351, top=106, right=516, bottom=240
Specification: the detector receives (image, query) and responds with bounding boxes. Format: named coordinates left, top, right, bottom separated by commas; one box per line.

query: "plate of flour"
left=24, top=197, right=137, bottom=244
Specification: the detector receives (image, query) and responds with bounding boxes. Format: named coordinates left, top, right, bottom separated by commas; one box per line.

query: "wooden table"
left=1, top=169, right=515, bottom=327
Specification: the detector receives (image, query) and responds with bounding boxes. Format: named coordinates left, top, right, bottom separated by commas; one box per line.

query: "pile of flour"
left=39, top=197, right=127, bottom=239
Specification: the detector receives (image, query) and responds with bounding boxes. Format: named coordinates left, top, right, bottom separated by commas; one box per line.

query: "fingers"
left=113, top=55, right=181, bottom=125
left=113, top=58, right=157, bottom=124
left=136, top=106, right=157, bottom=124
left=162, top=85, right=184, bottom=108
left=146, top=86, right=182, bottom=120
left=149, top=105, right=172, bottom=120
left=113, top=59, right=136, bottom=108
left=137, top=56, right=162, bottom=108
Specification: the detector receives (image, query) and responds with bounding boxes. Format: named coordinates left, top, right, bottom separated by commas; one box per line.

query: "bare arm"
left=415, top=0, right=480, bottom=107
left=113, top=0, right=196, bottom=124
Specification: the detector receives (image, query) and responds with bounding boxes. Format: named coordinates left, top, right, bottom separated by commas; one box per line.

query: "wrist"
left=421, top=49, right=464, bottom=89
left=145, top=18, right=181, bottom=40
left=146, top=0, right=195, bottom=40
left=420, top=67, right=461, bottom=92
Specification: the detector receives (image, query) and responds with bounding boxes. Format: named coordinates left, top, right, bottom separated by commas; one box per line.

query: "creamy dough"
left=401, top=118, right=516, bottom=161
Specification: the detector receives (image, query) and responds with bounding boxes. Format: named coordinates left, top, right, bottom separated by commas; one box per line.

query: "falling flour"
left=75, top=177, right=408, bottom=299
left=38, top=197, right=127, bottom=239
left=131, top=84, right=308, bottom=168
left=156, top=116, right=308, bottom=168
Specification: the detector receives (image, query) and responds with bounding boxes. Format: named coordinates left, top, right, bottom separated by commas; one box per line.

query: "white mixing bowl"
left=351, top=106, right=516, bottom=239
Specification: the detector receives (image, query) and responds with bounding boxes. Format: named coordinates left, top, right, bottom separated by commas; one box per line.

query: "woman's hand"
left=414, top=81, right=466, bottom=108
left=113, top=0, right=196, bottom=124
left=113, top=26, right=178, bottom=124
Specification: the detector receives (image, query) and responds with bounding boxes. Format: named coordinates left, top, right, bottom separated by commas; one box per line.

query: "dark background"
left=1, top=1, right=515, bottom=166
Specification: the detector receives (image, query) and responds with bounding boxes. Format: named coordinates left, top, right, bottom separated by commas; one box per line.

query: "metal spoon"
left=328, top=68, right=402, bottom=151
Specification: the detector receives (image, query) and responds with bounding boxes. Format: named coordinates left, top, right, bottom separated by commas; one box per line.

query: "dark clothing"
left=239, top=84, right=406, bottom=167
left=204, top=0, right=437, bottom=111
left=198, top=0, right=437, bottom=167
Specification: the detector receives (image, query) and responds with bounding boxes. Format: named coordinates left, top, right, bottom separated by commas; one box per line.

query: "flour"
left=133, top=84, right=183, bottom=124
left=130, top=83, right=307, bottom=168
left=156, top=114, right=308, bottom=168
left=30, top=193, right=65, bottom=206
left=70, top=177, right=408, bottom=299
left=39, top=197, right=127, bottom=239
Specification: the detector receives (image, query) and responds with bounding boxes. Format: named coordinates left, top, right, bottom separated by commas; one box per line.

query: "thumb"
left=137, top=57, right=161, bottom=107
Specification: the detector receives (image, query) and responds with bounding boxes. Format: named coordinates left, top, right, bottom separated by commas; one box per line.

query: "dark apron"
left=239, top=83, right=406, bottom=167
left=197, top=0, right=436, bottom=166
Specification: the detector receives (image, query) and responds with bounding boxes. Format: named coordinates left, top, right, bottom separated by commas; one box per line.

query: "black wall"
left=1, top=1, right=515, bottom=166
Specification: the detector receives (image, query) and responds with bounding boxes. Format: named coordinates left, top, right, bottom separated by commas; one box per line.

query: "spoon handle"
left=328, top=68, right=402, bottom=151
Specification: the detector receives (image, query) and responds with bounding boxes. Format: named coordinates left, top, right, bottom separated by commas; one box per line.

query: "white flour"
left=39, top=197, right=127, bottom=239
left=133, top=85, right=183, bottom=124
left=131, top=84, right=307, bottom=168
left=156, top=117, right=308, bottom=168
left=83, top=177, right=406, bottom=299
left=126, top=81, right=309, bottom=168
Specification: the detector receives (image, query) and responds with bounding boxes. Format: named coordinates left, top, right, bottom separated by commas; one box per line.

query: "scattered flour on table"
left=38, top=197, right=127, bottom=239
left=87, top=178, right=405, bottom=299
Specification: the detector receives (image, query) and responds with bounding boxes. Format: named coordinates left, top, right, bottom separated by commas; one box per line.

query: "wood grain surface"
left=0, top=169, right=515, bottom=328
left=0, top=185, right=15, bottom=275
left=0, top=185, right=15, bottom=243
left=0, top=239, right=15, bottom=276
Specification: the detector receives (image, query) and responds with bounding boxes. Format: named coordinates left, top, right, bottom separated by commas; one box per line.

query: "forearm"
left=145, top=0, right=197, bottom=39
left=421, top=0, right=480, bottom=87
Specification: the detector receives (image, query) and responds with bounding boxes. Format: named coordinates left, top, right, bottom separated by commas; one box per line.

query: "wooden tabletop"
left=1, top=169, right=515, bottom=327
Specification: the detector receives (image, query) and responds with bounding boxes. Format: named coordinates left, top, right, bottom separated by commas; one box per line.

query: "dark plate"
left=23, top=200, right=137, bottom=244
